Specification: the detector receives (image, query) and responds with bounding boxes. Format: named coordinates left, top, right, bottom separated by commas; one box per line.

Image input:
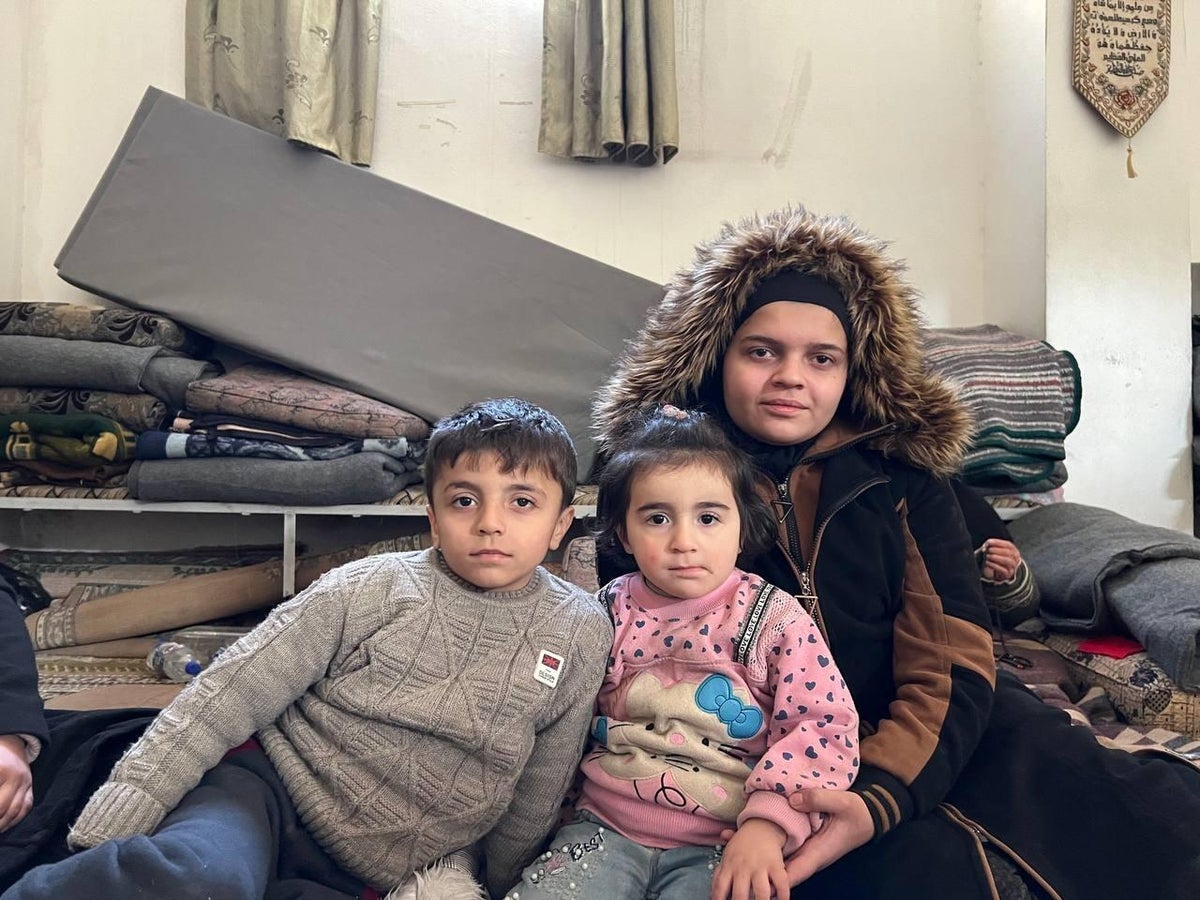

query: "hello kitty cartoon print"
left=576, top=568, right=859, bottom=856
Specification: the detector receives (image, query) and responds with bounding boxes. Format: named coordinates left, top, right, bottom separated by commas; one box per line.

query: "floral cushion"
left=0, top=302, right=207, bottom=354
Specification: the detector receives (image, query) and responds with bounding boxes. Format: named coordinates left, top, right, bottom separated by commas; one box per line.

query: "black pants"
left=794, top=675, right=1200, bottom=900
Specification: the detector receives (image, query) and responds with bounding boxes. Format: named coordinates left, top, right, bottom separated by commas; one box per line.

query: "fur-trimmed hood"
left=592, top=206, right=971, bottom=475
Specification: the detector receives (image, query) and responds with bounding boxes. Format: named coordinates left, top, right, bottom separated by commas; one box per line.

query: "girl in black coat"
left=593, top=206, right=1200, bottom=899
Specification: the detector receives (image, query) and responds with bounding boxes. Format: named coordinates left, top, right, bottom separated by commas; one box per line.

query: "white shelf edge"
left=0, top=497, right=597, bottom=518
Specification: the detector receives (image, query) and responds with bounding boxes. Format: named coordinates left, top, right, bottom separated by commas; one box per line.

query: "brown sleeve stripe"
left=874, top=785, right=902, bottom=824
left=859, top=787, right=894, bottom=833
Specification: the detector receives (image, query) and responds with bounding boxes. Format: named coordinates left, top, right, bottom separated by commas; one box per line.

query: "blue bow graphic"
left=695, top=674, right=763, bottom=740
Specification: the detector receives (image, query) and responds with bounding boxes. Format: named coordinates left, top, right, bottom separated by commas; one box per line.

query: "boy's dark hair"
left=595, top=406, right=778, bottom=569
left=424, top=398, right=577, bottom=509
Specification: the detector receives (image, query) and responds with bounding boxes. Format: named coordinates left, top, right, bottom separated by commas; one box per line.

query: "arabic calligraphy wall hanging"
left=1072, top=0, right=1171, bottom=177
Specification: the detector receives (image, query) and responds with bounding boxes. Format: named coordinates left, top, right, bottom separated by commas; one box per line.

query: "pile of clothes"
left=0, top=302, right=430, bottom=506
left=130, top=362, right=428, bottom=505
left=0, top=302, right=217, bottom=491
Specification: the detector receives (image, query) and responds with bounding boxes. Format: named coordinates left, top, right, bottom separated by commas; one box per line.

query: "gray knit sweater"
left=68, top=548, right=612, bottom=895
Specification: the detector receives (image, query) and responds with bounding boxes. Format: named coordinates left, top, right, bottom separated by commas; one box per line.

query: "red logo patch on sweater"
left=535, top=650, right=564, bottom=687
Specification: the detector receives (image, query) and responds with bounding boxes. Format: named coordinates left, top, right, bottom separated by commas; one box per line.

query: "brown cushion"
left=185, top=364, right=430, bottom=440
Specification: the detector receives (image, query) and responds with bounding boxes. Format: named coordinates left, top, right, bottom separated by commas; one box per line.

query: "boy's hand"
left=0, top=734, right=33, bottom=833
left=711, top=817, right=789, bottom=900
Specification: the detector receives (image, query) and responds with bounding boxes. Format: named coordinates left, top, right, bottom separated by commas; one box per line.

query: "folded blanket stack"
left=0, top=302, right=220, bottom=490
left=923, top=325, right=1081, bottom=494
left=1009, top=502, right=1200, bottom=693
left=129, top=363, right=431, bottom=505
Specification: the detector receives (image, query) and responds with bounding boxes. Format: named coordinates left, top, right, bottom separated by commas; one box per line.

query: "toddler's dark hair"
left=595, top=406, right=778, bottom=569
left=424, top=398, right=577, bottom=509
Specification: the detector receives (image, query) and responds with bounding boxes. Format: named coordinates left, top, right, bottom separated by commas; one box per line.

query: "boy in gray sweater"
left=3, top=398, right=612, bottom=900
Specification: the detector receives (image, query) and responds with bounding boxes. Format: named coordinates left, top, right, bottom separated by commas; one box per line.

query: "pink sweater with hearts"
left=576, top=569, right=859, bottom=855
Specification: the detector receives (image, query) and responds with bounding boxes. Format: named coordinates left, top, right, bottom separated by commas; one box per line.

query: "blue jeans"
left=505, top=813, right=721, bottom=900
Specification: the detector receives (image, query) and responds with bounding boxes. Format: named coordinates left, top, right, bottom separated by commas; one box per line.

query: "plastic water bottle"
left=147, top=641, right=205, bottom=682
left=167, top=626, right=250, bottom=664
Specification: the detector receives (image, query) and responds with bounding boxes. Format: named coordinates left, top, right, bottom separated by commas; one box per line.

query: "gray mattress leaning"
left=54, top=88, right=664, bottom=475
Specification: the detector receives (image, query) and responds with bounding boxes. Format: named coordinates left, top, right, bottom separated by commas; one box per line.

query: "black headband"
left=737, top=270, right=851, bottom=340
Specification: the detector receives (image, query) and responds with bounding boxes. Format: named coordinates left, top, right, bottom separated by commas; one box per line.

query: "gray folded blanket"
left=1009, top=502, right=1200, bottom=690
left=126, top=452, right=419, bottom=505
left=0, top=335, right=220, bottom=410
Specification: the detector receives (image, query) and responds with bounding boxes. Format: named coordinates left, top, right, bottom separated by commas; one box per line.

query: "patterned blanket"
left=0, top=387, right=168, bottom=433
left=923, top=325, right=1081, bottom=491
left=170, top=413, right=350, bottom=447
left=1000, top=631, right=1200, bottom=754
left=0, top=460, right=129, bottom=489
left=0, top=301, right=208, bottom=354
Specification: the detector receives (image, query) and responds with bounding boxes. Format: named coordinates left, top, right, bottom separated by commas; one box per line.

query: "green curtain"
left=185, top=0, right=382, bottom=166
left=539, top=0, right=679, bottom=166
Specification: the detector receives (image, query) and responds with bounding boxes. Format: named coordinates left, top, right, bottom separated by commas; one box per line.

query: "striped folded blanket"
left=134, top=430, right=425, bottom=466
left=923, top=325, right=1081, bottom=490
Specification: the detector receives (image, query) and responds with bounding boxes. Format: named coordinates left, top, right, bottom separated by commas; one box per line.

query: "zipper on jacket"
left=940, top=803, right=1062, bottom=900
left=798, top=477, right=886, bottom=641
left=775, top=475, right=805, bottom=570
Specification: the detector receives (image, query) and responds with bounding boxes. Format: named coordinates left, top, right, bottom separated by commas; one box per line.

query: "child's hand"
left=711, top=817, right=789, bottom=900
left=0, top=734, right=33, bottom=833
left=977, top=538, right=1021, bottom=583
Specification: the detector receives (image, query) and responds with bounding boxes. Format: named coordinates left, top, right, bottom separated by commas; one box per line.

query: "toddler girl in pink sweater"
left=505, top=407, right=858, bottom=900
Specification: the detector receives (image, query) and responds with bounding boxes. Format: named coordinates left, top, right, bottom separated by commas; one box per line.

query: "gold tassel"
left=1126, top=140, right=1138, bottom=179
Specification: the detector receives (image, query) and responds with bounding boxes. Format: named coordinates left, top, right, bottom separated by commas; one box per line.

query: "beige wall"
left=0, top=1, right=27, bottom=300
left=13, top=1, right=186, bottom=302
left=370, top=0, right=990, bottom=327
left=1185, top=0, right=1195, bottom=267
left=1046, top=0, right=1193, bottom=530
left=980, top=0, right=1047, bottom=338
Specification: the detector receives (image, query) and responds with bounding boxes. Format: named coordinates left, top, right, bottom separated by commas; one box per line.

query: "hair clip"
left=660, top=404, right=689, bottom=421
